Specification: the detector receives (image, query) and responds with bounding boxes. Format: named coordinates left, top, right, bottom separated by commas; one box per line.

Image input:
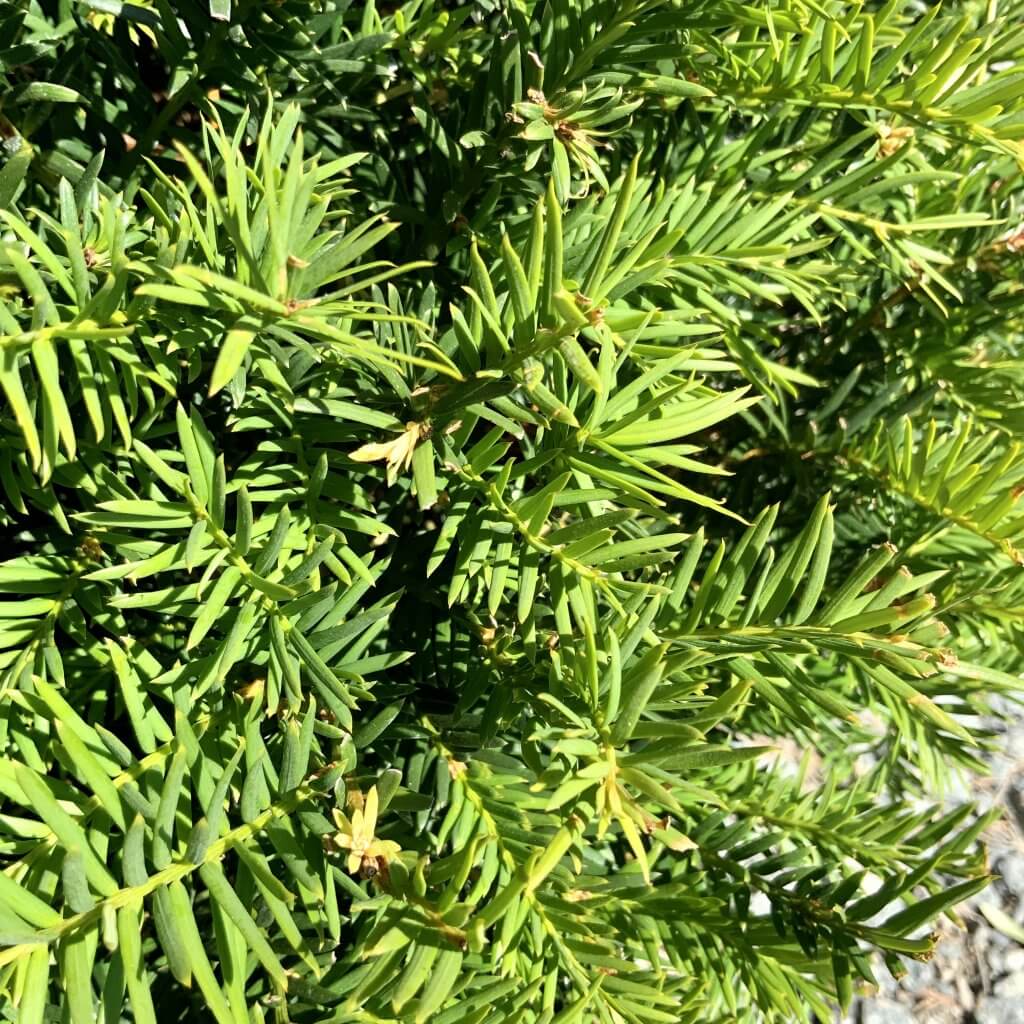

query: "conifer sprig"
left=1, top=1, right=1022, bottom=1021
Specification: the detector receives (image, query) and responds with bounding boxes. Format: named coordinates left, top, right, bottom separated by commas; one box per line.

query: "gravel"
left=974, top=1000, right=1024, bottom=1024
left=841, top=714, right=1024, bottom=1024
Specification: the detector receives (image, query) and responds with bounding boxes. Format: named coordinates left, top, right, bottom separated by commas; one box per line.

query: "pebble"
left=995, top=852, right=1024, bottom=906
left=843, top=723, right=1024, bottom=1024
left=974, top=996, right=1024, bottom=1024
left=1003, top=727, right=1024, bottom=762
left=860, top=998, right=917, bottom=1024
left=994, top=972, right=1024, bottom=998
left=900, top=959, right=938, bottom=990
left=1003, top=949, right=1024, bottom=973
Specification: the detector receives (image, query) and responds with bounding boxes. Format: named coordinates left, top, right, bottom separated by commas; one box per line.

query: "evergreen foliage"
left=1, top=1, right=1024, bottom=1021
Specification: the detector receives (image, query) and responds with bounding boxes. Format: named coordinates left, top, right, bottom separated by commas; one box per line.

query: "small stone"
left=1004, top=727, right=1024, bottom=762
left=995, top=853, right=1024, bottom=905
left=860, top=998, right=917, bottom=1024
left=1004, top=949, right=1024, bottom=974
left=934, top=932, right=966, bottom=965
left=995, top=972, right=1024, bottom=998
left=975, top=995, right=1024, bottom=1024
left=900, top=958, right=938, bottom=990
left=913, top=1003, right=966, bottom=1024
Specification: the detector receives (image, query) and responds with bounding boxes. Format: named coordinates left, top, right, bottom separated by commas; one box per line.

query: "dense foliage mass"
left=2, top=1, right=1024, bottom=1021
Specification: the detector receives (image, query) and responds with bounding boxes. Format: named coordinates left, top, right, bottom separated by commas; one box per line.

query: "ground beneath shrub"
left=843, top=719, right=1024, bottom=1024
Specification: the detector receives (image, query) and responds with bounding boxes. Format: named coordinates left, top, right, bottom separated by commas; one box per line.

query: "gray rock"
left=1003, top=727, right=1024, bottom=763
left=933, top=931, right=966, bottom=966
left=900, top=958, right=938, bottom=990
left=1008, top=770, right=1024, bottom=813
left=912, top=1004, right=965, bottom=1024
left=1003, top=948, right=1024, bottom=974
left=860, top=998, right=917, bottom=1024
left=994, top=971, right=1024, bottom=998
left=995, top=853, right=1024, bottom=906
left=975, top=995, right=1024, bottom=1024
